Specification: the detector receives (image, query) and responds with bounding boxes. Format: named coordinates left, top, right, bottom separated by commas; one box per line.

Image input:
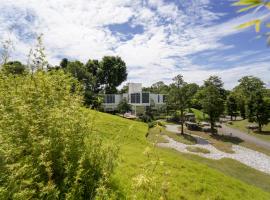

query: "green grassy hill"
left=190, top=108, right=209, bottom=121
left=90, top=110, right=270, bottom=199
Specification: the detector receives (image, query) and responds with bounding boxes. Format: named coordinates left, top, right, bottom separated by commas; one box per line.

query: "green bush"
left=0, top=71, right=118, bottom=199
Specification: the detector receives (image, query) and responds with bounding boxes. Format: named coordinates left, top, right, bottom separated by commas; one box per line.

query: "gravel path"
left=159, top=125, right=270, bottom=174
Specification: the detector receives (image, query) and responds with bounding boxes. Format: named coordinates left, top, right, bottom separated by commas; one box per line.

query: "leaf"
left=236, top=19, right=262, bottom=32
left=233, top=0, right=262, bottom=6
left=266, top=2, right=270, bottom=9
left=237, top=3, right=261, bottom=12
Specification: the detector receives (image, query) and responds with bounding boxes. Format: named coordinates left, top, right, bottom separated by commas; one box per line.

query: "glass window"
left=163, top=95, right=166, bottom=102
left=105, top=94, right=115, bottom=104
left=142, top=93, right=149, bottom=103
left=131, top=93, right=140, bottom=103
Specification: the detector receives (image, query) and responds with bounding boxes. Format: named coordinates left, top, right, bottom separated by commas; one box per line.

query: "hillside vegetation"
left=91, top=110, right=270, bottom=199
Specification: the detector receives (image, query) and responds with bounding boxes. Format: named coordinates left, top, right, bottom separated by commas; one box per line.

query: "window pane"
left=142, top=93, right=149, bottom=103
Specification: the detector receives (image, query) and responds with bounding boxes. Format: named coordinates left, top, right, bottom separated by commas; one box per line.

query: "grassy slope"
left=90, top=110, right=270, bottom=199
left=228, top=119, right=270, bottom=142
left=190, top=108, right=208, bottom=121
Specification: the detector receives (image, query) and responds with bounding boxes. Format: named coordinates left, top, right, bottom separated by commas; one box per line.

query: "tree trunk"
left=230, top=115, right=233, bottom=121
left=258, top=122, right=262, bottom=132
left=180, top=109, right=184, bottom=135
left=210, top=117, right=215, bottom=134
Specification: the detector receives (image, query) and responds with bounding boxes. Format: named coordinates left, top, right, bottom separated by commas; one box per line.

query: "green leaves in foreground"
left=233, top=0, right=270, bottom=43
left=0, top=71, right=118, bottom=199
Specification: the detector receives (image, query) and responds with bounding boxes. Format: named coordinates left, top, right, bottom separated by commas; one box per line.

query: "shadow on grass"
left=182, top=134, right=197, bottom=144
left=254, top=131, right=270, bottom=135
left=211, top=134, right=243, bottom=145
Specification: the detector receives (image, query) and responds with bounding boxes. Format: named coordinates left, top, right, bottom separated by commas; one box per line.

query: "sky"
left=0, top=0, right=270, bottom=89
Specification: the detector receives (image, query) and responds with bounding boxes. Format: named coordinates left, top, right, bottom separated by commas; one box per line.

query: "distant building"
left=103, top=83, right=166, bottom=115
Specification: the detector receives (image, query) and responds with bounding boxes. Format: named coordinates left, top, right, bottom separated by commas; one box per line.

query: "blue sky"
left=0, top=0, right=269, bottom=89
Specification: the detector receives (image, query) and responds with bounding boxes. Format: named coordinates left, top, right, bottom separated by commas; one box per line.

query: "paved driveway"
left=219, top=125, right=270, bottom=150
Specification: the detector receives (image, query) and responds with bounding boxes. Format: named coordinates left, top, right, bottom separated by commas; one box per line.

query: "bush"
left=0, top=71, right=118, bottom=199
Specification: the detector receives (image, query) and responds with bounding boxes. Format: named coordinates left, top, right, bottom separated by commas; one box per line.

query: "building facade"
left=103, top=83, right=166, bottom=115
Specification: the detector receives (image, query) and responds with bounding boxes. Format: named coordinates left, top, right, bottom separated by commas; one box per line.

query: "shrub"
left=0, top=71, right=118, bottom=199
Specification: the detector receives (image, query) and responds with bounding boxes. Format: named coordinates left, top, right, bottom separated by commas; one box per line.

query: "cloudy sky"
left=0, top=0, right=270, bottom=89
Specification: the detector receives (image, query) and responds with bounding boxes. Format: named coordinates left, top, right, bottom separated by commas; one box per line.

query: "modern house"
left=103, top=83, right=166, bottom=115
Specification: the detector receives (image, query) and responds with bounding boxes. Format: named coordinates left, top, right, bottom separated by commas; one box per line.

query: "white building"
left=103, top=83, right=166, bottom=115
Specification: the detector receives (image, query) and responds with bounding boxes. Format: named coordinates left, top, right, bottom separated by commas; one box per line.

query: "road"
left=219, top=125, right=270, bottom=150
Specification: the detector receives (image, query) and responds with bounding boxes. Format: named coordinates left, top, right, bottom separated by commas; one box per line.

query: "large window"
left=163, top=95, right=166, bottom=103
left=142, top=93, right=149, bottom=103
left=131, top=93, right=140, bottom=104
left=105, top=94, right=115, bottom=104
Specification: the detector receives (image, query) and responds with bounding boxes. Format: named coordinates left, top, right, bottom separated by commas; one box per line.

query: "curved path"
left=158, top=125, right=270, bottom=174
left=219, top=125, right=270, bottom=150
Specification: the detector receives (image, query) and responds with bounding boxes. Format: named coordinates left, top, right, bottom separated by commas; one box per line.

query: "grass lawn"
left=190, top=108, right=209, bottom=121
left=186, top=146, right=210, bottom=154
left=227, top=119, right=270, bottom=142
left=90, top=109, right=270, bottom=199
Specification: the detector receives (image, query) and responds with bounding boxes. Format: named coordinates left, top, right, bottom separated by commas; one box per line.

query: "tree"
left=99, top=56, right=127, bottom=93
left=32, top=34, right=48, bottom=71
left=238, top=76, right=265, bottom=97
left=1, top=61, right=27, bottom=75
left=236, top=76, right=269, bottom=130
left=60, top=58, right=68, bottom=69
left=169, top=74, right=192, bottom=135
left=247, top=92, right=270, bottom=132
left=233, top=0, right=270, bottom=44
left=200, top=80, right=225, bottom=134
left=226, top=94, right=238, bottom=120
left=0, top=38, right=14, bottom=67
left=204, top=75, right=228, bottom=100
left=150, top=81, right=169, bottom=94
left=27, top=34, right=48, bottom=73
left=117, top=99, right=131, bottom=114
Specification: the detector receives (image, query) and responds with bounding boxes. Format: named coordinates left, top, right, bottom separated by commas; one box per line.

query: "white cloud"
left=0, top=0, right=269, bottom=89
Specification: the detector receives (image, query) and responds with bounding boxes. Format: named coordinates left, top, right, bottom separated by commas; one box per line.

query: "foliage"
left=0, top=71, right=118, bottom=199
left=168, top=74, right=193, bottom=134
left=246, top=93, right=270, bottom=131
left=28, top=34, right=48, bottom=72
left=226, top=94, right=238, bottom=120
left=99, top=56, right=127, bottom=93
left=0, top=38, right=14, bottom=66
left=236, top=76, right=269, bottom=131
left=1, top=61, right=27, bottom=75
left=233, top=0, right=270, bottom=44
left=200, top=84, right=225, bottom=134
left=117, top=99, right=131, bottom=114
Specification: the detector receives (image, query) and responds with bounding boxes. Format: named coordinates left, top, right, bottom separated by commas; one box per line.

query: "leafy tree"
left=1, top=61, right=27, bottom=75
left=32, top=34, right=48, bottom=71
left=0, top=38, right=14, bottom=66
left=99, top=56, right=127, bottom=93
left=233, top=0, right=270, bottom=44
left=150, top=81, right=169, bottom=94
left=200, top=82, right=225, bottom=134
left=0, top=71, right=118, bottom=199
left=226, top=94, right=238, bottom=120
left=247, top=92, right=270, bottom=132
left=60, top=58, right=68, bottom=69
left=204, top=75, right=228, bottom=100
left=117, top=98, right=132, bottom=114
left=238, top=76, right=265, bottom=97
left=169, top=74, right=192, bottom=135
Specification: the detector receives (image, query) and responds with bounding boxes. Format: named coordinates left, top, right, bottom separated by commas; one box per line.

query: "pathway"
left=158, top=125, right=270, bottom=174
left=219, top=125, right=270, bottom=150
